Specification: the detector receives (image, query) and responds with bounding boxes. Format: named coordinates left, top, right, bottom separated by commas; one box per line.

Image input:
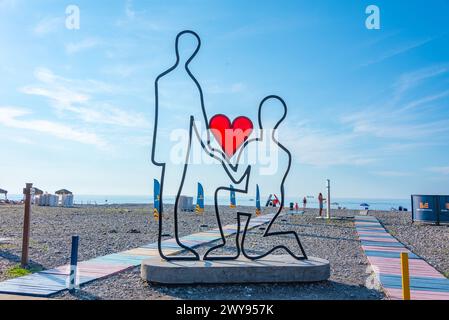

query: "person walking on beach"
left=318, top=192, right=324, bottom=217
left=303, top=196, right=307, bottom=210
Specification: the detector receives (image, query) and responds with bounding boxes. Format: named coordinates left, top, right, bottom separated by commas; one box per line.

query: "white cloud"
left=362, top=38, right=435, bottom=66
left=34, top=16, right=64, bottom=35
left=371, top=171, right=412, bottom=177
left=393, top=65, right=449, bottom=101
left=10, top=136, right=35, bottom=145
left=332, top=64, right=449, bottom=179
left=400, top=89, right=449, bottom=112
left=290, top=63, right=449, bottom=170
left=206, top=82, right=247, bottom=94
left=342, top=65, right=449, bottom=141
left=0, top=0, right=18, bottom=9
left=0, top=106, right=107, bottom=148
left=427, top=166, right=449, bottom=175
left=341, top=111, right=449, bottom=140
left=101, top=62, right=154, bottom=78
left=281, top=123, right=376, bottom=167
left=125, top=0, right=136, bottom=19
left=115, top=0, right=166, bottom=31
left=20, top=67, right=149, bottom=128
left=65, top=38, right=101, bottom=54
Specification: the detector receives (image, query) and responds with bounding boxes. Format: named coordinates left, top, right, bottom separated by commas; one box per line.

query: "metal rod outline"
left=151, top=31, right=308, bottom=261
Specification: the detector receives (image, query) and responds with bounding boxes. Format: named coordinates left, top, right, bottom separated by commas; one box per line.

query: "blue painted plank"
left=0, top=273, right=67, bottom=296
left=361, top=241, right=403, bottom=248
left=359, top=234, right=395, bottom=239
left=365, top=250, right=420, bottom=259
left=380, top=274, right=449, bottom=292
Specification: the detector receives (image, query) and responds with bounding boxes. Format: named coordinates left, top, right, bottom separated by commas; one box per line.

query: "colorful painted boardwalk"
left=0, top=213, right=275, bottom=297
left=355, top=216, right=449, bottom=300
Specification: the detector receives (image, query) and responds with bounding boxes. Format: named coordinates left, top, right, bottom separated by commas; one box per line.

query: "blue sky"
left=1, top=0, right=449, bottom=199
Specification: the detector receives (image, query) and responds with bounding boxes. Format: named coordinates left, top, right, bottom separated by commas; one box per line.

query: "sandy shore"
left=0, top=204, right=445, bottom=300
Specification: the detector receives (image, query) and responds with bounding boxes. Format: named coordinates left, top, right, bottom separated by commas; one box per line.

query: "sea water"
left=7, top=194, right=410, bottom=211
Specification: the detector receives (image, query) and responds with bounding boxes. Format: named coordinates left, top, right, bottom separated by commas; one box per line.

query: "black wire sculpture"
left=151, top=30, right=308, bottom=262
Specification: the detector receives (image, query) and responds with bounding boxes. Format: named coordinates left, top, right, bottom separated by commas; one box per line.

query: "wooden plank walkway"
left=0, top=213, right=275, bottom=297
left=0, top=238, right=12, bottom=244
left=355, top=216, right=449, bottom=300
left=0, top=294, right=49, bottom=300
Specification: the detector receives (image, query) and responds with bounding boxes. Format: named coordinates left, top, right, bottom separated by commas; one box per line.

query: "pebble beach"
left=0, top=204, right=447, bottom=300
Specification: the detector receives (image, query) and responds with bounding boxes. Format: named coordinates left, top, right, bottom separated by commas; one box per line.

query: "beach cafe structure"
left=55, top=189, right=74, bottom=207
left=0, top=188, right=7, bottom=200
left=32, top=188, right=43, bottom=204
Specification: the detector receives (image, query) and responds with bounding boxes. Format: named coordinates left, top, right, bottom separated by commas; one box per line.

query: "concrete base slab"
left=141, top=255, right=330, bottom=284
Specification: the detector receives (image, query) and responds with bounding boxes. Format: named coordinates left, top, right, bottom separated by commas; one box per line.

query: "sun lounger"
left=359, top=209, right=369, bottom=216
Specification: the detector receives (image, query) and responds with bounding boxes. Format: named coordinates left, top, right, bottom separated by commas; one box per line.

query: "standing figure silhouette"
left=151, top=30, right=219, bottom=261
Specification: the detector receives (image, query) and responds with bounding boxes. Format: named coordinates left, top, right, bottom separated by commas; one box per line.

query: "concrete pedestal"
left=141, top=255, right=330, bottom=284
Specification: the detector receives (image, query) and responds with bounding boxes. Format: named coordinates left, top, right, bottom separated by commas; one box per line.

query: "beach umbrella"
left=360, top=203, right=370, bottom=210
left=196, top=183, right=204, bottom=213
left=153, top=179, right=160, bottom=220
left=230, top=185, right=236, bottom=208
left=360, top=203, right=370, bottom=207
left=265, top=194, right=273, bottom=207
left=55, top=189, right=73, bottom=195
left=33, top=187, right=44, bottom=195
left=255, top=184, right=261, bottom=216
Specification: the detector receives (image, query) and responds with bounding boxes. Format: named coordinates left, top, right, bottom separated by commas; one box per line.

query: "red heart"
left=209, top=114, right=253, bottom=158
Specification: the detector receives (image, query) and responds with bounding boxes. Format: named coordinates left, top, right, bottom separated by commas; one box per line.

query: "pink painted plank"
left=367, top=256, right=439, bottom=269
left=386, top=288, right=449, bottom=300
left=358, top=231, right=388, bottom=235
left=360, top=237, right=399, bottom=243
left=355, top=223, right=382, bottom=225
left=373, top=264, right=444, bottom=278
left=362, top=245, right=414, bottom=253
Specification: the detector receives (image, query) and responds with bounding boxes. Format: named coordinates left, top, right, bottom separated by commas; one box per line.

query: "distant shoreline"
left=4, top=194, right=411, bottom=211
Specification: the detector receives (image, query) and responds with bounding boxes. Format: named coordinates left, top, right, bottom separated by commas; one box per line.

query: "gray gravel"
left=57, top=208, right=383, bottom=300
left=373, top=211, right=449, bottom=278
left=1, top=204, right=385, bottom=299
left=0, top=203, right=244, bottom=281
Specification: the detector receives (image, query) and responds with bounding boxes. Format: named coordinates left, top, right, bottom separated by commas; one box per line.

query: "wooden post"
left=401, top=252, right=411, bottom=300
left=326, top=179, right=331, bottom=219
left=21, top=183, right=33, bottom=267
